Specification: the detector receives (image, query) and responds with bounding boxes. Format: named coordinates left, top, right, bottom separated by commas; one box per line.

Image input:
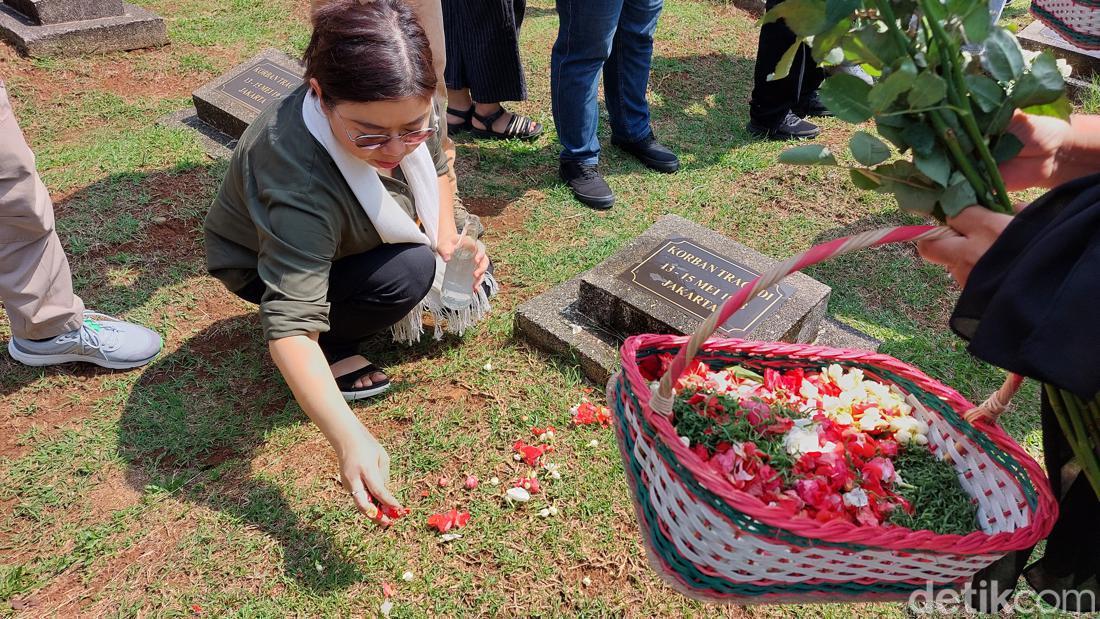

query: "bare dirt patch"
left=0, top=366, right=117, bottom=460
left=15, top=509, right=197, bottom=617
left=85, top=468, right=146, bottom=519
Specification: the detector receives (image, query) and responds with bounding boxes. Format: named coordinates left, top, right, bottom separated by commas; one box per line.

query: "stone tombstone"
left=0, top=0, right=166, bottom=57
left=190, top=48, right=305, bottom=143
left=1018, top=21, right=1100, bottom=100
left=610, top=237, right=797, bottom=338
left=515, top=215, right=880, bottom=384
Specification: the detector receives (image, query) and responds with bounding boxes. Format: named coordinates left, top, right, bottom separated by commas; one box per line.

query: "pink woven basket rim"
left=619, top=333, right=1059, bottom=555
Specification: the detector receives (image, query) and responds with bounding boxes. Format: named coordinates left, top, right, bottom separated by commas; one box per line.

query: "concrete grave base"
left=0, top=1, right=166, bottom=57
left=514, top=216, right=880, bottom=385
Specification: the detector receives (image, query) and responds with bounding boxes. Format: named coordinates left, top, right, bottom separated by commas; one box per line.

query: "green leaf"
left=981, top=100, right=1015, bottom=135
left=768, top=40, right=803, bottom=81
left=819, top=73, right=874, bottom=123
left=855, top=27, right=901, bottom=68
left=962, top=2, right=991, bottom=43
left=825, top=0, right=861, bottom=25
left=778, top=144, right=838, bottom=165
left=868, top=61, right=917, bottom=112
left=886, top=180, right=941, bottom=215
left=762, top=0, right=828, bottom=37
left=876, top=124, right=909, bottom=151
left=907, top=71, right=948, bottom=109
left=982, top=27, right=1026, bottom=81
left=850, top=168, right=881, bottom=189
left=849, top=131, right=891, bottom=165
left=901, top=123, right=936, bottom=155
left=1011, top=52, right=1066, bottom=108
left=812, top=19, right=851, bottom=63
left=991, top=133, right=1024, bottom=163
left=914, top=148, right=951, bottom=187
left=1022, top=95, right=1072, bottom=120
left=965, top=74, right=1005, bottom=113
left=940, top=178, right=979, bottom=217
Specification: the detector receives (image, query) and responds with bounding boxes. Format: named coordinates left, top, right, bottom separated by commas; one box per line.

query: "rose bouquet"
left=670, top=361, right=977, bottom=534
left=770, top=0, right=1070, bottom=219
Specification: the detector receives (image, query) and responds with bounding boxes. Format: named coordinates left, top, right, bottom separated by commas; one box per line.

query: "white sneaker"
left=7, top=311, right=162, bottom=369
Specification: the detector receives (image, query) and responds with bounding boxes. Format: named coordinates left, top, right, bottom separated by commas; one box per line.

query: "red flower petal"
left=382, top=582, right=396, bottom=598
left=427, top=508, right=471, bottom=533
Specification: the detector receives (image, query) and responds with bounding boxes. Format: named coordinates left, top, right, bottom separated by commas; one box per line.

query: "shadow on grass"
left=648, top=52, right=760, bottom=168
left=450, top=51, right=760, bottom=208
left=0, top=163, right=220, bottom=399
left=112, top=314, right=356, bottom=591
left=112, top=314, right=462, bottom=592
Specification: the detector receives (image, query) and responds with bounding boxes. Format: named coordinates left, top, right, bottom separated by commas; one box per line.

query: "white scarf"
left=302, top=92, right=497, bottom=344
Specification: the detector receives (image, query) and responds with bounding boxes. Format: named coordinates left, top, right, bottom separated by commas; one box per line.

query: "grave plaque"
left=0, top=0, right=166, bottom=57
left=618, top=238, right=795, bottom=336
left=190, top=48, right=304, bottom=142
left=515, top=215, right=878, bottom=384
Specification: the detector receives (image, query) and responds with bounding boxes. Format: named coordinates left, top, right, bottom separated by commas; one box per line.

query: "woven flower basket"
left=606, top=226, right=1058, bottom=603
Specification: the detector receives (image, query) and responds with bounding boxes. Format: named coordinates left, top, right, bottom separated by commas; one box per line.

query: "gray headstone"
left=1018, top=21, right=1099, bottom=80
left=578, top=215, right=830, bottom=344
left=4, top=0, right=123, bottom=25
left=0, top=1, right=165, bottom=57
left=515, top=215, right=876, bottom=385
left=191, top=48, right=304, bottom=140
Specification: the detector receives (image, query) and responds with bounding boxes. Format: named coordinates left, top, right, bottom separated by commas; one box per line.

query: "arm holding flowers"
left=917, top=113, right=1100, bottom=285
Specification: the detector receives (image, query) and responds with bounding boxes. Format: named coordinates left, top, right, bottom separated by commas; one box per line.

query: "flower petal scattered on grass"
left=426, top=509, right=471, bottom=533
left=571, top=399, right=611, bottom=426
left=513, top=440, right=552, bottom=466
left=513, top=476, right=541, bottom=494
left=505, top=487, right=531, bottom=503
left=464, top=475, right=479, bottom=489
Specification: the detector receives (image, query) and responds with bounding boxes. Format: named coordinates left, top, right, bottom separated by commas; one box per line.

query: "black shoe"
left=559, top=161, right=614, bottom=210
left=746, top=112, right=821, bottom=141
left=793, top=92, right=833, bottom=118
left=796, top=93, right=827, bottom=118
left=610, top=132, right=680, bottom=173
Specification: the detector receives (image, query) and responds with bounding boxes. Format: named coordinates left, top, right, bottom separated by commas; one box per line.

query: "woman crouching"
left=204, top=0, right=492, bottom=520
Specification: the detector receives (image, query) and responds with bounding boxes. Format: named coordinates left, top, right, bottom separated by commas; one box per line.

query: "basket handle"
left=649, top=225, right=959, bottom=415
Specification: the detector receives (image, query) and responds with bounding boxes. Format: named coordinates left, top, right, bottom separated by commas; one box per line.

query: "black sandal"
left=470, top=106, right=543, bottom=141
left=336, top=363, right=391, bottom=401
left=446, top=105, right=474, bottom=135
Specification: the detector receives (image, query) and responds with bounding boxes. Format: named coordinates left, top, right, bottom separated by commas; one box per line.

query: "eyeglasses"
left=329, top=106, right=437, bottom=150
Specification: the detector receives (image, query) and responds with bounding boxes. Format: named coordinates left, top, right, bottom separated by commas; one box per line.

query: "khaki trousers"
left=0, top=82, right=84, bottom=340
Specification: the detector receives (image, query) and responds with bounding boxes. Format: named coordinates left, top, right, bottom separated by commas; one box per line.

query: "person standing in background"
left=442, top=0, right=542, bottom=141
left=745, top=0, right=829, bottom=141
left=1, top=82, right=163, bottom=369
left=551, top=0, right=680, bottom=210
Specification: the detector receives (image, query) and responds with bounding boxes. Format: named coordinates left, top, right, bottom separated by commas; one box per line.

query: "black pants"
left=443, top=0, right=528, bottom=103
left=235, top=243, right=436, bottom=363
left=966, top=392, right=1099, bottom=613
left=748, top=0, right=825, bottom=127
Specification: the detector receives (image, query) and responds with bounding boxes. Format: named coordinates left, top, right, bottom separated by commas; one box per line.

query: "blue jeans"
left=551, top=0, right=664, bottom=165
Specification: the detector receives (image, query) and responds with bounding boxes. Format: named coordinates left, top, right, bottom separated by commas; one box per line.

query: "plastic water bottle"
left=440, top=224, right=477, bottom=310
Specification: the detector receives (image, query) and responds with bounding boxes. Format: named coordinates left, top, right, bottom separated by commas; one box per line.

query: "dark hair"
left=304, top=0, right=436, bottom=104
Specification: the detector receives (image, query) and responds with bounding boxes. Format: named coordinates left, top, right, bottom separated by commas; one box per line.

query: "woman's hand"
left=336, top=422, right=401, bottom=522
left=999, top=112, right=1073, bottom=193
left=438, top=234, right=490, bottom=291
left=916, top=207, right=1013, bottom=287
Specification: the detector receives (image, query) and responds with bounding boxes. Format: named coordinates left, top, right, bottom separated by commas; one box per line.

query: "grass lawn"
left=0, top=0, right=1094, bottom=616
